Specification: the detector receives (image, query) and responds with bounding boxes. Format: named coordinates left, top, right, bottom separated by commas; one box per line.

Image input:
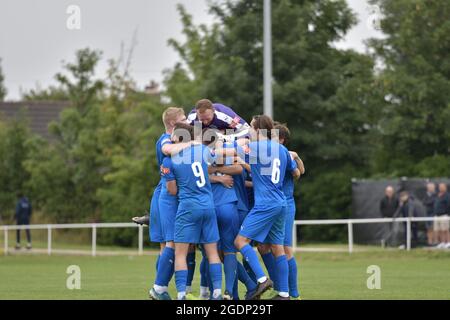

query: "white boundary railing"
left=2, top=222, right=143, bottom=256
left=1, top=216, right=449, bottom=256
left=292, top=216, right=450, bottom=253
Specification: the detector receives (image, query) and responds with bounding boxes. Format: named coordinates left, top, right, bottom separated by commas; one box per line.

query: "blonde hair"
left=162, top=107, right=185, bottom=129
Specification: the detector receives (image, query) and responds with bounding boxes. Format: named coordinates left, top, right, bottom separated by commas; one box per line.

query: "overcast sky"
left=0, top=0, right=383, bottom=101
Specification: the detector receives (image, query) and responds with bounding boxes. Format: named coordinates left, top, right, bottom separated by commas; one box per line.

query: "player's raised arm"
left=213, top=164, right=243, bottom=176
left=161, top=156, right=177, bottom=195
left=163, top=140, right=200, bottom=156
left=289, top=151, right=305, bottom=178
left=166, top=180, right=177, bottom=196
left=209, top=174, right=234, bottom=188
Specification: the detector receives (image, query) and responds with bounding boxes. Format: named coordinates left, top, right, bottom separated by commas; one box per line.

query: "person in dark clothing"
left=434, top=183, right=450, bottom=249
left=15, top=193, right=32, bottom=250
left=422, top=182, right=437, bottom=246
left=380, top=186, right=400, bottom=246
left=379, top=186, right=399, bottom=218
left=399, top=191, right=419, bottom=249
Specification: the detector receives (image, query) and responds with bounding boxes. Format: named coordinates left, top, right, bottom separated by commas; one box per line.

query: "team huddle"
left=137, top=99, right=305, bottom=300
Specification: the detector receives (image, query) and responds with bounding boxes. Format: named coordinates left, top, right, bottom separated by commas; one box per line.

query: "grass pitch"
left=0, top=249, right=449, bottom=300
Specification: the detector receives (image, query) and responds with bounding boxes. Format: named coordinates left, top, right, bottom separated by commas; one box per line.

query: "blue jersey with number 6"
left=163, top=144, right=215, bottom=211
left=246, top=140, right=293, bottom=205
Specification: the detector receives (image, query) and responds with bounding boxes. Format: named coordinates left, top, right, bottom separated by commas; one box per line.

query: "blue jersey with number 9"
left=163, top=144, right=215, bottom=211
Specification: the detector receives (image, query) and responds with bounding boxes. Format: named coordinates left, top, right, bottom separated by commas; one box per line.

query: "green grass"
left=1, top=249, right=449, bottom=299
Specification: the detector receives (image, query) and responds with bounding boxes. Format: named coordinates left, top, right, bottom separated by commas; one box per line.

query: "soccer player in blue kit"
left=234, top=115, right=300, bottom=300
left=163, top=123, right=223, bottom=300
left=257, top=123, right=305, bottom=300
left=203, top=129, right=260, bottom=300
left=146, top=107, right=196, bottom=300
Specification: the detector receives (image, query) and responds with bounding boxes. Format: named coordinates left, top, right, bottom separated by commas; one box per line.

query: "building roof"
left=0, top=101, right=70, bottom=140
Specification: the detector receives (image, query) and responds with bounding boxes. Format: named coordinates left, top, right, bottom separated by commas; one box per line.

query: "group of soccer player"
left=133, top=99, right=305, bottom=300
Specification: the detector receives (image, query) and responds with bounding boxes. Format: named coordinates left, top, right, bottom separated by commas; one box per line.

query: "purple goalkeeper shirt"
left=187, top=103, right=250, bottom=138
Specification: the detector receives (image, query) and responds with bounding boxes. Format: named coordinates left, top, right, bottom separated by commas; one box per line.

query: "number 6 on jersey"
left=271, top=158, right=281, bottom=183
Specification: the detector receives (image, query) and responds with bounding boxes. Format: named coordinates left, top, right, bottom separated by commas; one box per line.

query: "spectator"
left=423, top=182, right=437, bottom=246
left=380, top=186, right=400, bottom=247
left=380, top=186, right=399, bottom=218
left=398, top=191, right=419, bottom=248
left=434, top=183, right=450, bottom=249
left=14, top=193, right=32, bottom=250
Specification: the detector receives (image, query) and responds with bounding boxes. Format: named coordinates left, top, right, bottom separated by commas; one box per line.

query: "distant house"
left=0, top=101, right=70, bottom=140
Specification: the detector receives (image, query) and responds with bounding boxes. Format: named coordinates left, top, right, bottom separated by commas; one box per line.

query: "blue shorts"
left=175, top=208, right=220, bottom=244
left=238, top=209, right=249, bottom=226
left=159, top=193, right=178, bottom=242
left=239, top=203, right=287, bottom=245
left=283, top=198, right=296, bottom=246
left=149, top=183, right=163, bottom=243
left=216, top=202, right=240, bottom=253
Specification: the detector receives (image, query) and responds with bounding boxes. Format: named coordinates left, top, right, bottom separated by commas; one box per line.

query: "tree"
left=23, top=48, right=165, bottom=246
left=0, top=112, right=37, bottom=219
left=368, top=0, right=450, bottom=176
left=24, top=49, right=106, bottom=222
left=55, top=48, right=104, bottom=113
left=0, top=58, right=6, bottom=101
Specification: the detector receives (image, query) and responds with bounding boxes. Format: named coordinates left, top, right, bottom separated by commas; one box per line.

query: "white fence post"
left=347, top=221, right=353, bottom=254
left=406, top=218, right=411, bottom=251
left=92, top=224, right=97, bottom=257
left=138, top=225, right=143, bottom=256
left=3, top=226, right=8, bottom=255
left=47, top=225, right=52, bottom=256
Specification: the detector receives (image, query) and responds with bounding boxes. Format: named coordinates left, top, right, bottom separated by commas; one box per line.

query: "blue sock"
left=237, top=261, right=257, bottom=291
left=155, top=247, right=175, bottom=286
left=275, top=255, right=289, bottom=294
left=223, top=254, right=237, bottom=293
left=156, top=254, right=160, bottom=273
left=175, top=270, right=188, bottom=294
left=243, top=259, right=257, bottom=283
left=209, top=263, right=222, bottom=291
left=288, top=257, right=300, bottom=297
left=205, top=259, right=214, bottom=294
left=261, top=252, right=278, bottom=290
left=233, top=276, right=239, bottom=300
left=186, top=252, right=196, bottom=287
left=240, top=244, right=265, bottom=281
left=200, top=256, right=208, bottom=287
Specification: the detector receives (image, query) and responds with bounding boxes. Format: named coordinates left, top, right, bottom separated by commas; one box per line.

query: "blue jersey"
left=210, top=144, right=238, bottom=206
left=155, top=133, right=174, bottom=193
left=163, top=144, right=215, bottom=211
left=282, top=155, right=298, bottom=200
left=246, top=140, right=294, bottom=205
left=232, top=143, right=249, bottom=212
left=156, top=133, right=172, bottom=167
